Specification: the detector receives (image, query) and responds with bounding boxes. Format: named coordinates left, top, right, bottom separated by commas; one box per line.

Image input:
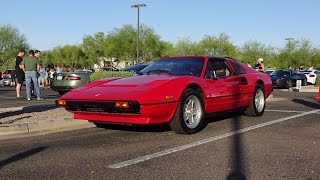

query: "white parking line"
left=108, top=109, right=320, bottom=169
left=266, top=109, right=307, bottom=113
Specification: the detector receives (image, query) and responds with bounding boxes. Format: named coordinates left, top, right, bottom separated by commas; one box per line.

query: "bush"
left=315, top=75, right=320, bottom=86
left=90, top=71, right=134, bottom=81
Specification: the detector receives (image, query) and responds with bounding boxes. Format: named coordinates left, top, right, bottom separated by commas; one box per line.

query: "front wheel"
left=58, top=91, right=68, bottom=96
left=244, top=84, right=266, bottom=117
left=169, top=88, right=205, bottom=134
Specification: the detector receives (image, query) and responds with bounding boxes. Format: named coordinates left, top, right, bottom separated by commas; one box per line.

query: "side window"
left=230, top=61, right=246, bottom=75
left=205, top=58, right=234, bottom=79
left=211, top=59, right=232, bottom=78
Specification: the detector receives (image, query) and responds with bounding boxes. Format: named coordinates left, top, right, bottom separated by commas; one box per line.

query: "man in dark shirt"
left=15, top=49, right=26, bottom=98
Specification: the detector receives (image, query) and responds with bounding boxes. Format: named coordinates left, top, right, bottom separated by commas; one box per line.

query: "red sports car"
left=56, top=56, right=273, bottom=134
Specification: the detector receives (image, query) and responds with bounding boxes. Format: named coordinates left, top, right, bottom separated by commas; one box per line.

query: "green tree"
left=0, top=25, right=29, bottom=69
left=277, top=39, right=315, bottom=69
left=197, top=33, right=238, bottom=57
left=82, top=32, right=106, bottom=67
left=238, top=41, right=276, bottom=67
left=104, top=25, right=136, bottom=62
left=140, top=25, right=169, bottom=62
left=174, top=37, right=198, bottom=55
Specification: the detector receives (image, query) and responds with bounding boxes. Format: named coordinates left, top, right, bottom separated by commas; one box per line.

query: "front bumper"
left=272, top=79, right=290, bottom=88
left=69, top=101, right=178, bottom=125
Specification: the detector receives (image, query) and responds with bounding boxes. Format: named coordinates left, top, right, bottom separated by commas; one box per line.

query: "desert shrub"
left=90, top=71, right=134, bottom=81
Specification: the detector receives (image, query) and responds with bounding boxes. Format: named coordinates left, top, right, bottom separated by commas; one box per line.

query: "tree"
left=82, top=32, right=106, bottom=67
left=197, top=33, right=238, bottom=57
left=238, top=41, right=276, bottom=67
left=104, top=25, right=137, bottom=62
left=174, top=37, right=198, bottom=55
left=0, top=25, right=29, bottom=69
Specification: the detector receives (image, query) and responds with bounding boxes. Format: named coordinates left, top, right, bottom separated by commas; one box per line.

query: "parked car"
left=2, top=69, right=13, bottom=79
left=0, top=77, right=12, bottom=86
left=56, top=56, right=273, bottom=134
left=51, top=70, right=93, bottom=95
left=270, top=69, right=307, bottom=88
left=122, top=63, right=151, bottom=74
left=299, top=70, right=319, bottom=85
left=265, top=69, right=275, bottom=75
left=101, top=66, right=121, bottom=71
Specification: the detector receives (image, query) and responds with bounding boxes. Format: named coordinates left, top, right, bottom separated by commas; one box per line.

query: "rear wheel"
left=244, top=84, right=265, bottom=117
left=286, top=79, right=292, bottom=89
left=303, top=79, right=307, bottom=86
left=169, top=88, right=205, bottom=134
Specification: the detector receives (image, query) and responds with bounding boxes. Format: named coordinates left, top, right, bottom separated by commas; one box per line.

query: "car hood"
left=62, top=74, right=183, bottom=101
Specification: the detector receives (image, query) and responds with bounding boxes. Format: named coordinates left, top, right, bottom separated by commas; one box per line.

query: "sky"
left=1, top=0, right=319, bottom=50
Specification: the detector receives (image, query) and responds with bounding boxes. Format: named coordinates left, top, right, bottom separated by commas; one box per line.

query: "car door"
left=203, top=58, right=242, bottom=113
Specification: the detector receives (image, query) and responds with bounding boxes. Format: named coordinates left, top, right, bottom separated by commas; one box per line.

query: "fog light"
left=56, top=100, right=67, bottom=107
left=115, top=101, right=129, bottom=108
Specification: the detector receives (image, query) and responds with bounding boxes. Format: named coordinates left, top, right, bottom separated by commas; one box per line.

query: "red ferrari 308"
left=56, top=56, right=273, bottom=134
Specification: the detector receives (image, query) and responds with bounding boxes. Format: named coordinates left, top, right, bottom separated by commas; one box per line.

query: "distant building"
left=93, top=57, right=132, bottom=70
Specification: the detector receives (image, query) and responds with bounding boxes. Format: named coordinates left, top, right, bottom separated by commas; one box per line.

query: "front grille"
left=65, top=100, right=140, bottom=114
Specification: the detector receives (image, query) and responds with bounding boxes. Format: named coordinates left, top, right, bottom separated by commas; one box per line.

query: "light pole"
left=285, top=38, right=294, bottom=68
left=285, top=37, right=294, bottom=50
left=131, top=3, right=146, bottom=64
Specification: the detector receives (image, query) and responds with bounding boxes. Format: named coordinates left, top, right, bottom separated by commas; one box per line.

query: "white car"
left=0, top=77, right=12, bottom=86
left=299, top=70, right=319, bottom=85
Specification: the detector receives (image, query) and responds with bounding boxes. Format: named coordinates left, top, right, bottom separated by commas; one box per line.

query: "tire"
left=93, top=122, right=109, bottom=128
left=169, top=88, right=205, bottom=134
left=286, top=79, right=292, bottom=89
left=58, top=91, right=67, bottom=96
left=244, top=84, right=265, bottom=117
left=303, top=79, right=307, bottom=86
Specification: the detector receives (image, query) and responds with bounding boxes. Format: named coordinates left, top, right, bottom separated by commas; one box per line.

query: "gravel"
left=0, top=107, right=73, bottom=125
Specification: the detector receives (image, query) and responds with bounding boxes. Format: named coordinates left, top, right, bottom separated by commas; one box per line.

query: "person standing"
left=34, top=50, right=43, bottom=88
left=20, top=50, right=42, bottom=100
left=15, top=49, right=26, bottom=99
left=39, top=64, right=47, bottom=89
left=254, top=58, right=265, bottom=72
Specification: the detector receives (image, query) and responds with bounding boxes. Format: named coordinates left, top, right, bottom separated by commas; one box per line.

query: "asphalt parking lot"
left=0, top=85, right=319, bottom=179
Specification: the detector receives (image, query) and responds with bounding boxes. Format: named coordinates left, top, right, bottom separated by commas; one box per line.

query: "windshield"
left=140, top=57, right=204, bottom=77
left=273, top=70, right=290, bottom=76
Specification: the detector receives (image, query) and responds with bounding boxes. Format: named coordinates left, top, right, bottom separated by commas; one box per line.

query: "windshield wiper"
left=145, top=69, right=173, bottom=75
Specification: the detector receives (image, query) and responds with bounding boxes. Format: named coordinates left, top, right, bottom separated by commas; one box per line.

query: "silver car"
left=51, top=70, right=92, bottom=95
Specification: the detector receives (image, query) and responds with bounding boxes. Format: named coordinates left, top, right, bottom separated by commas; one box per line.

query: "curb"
left=0, top=117, right=95, bottom=136
left=278, top=86, right=319, bottom=93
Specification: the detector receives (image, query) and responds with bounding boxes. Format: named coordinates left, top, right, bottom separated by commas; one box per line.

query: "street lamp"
left=285, top=38, right=294, bottom=68
left=131, top=3, right=146, bottom=64
left=285, top=37, right=294, bottom=50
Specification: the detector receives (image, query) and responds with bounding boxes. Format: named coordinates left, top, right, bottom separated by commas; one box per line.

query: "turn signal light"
left=115, top=101, right=129, bottom=109
left=56, top=100, right=67, bottom=107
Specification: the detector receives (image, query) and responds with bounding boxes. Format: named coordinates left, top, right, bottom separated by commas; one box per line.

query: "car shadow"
left=0, top=146, right=48, bottom=169
left=0, top=115, right=33, bottom=125
left=95, top=123, right=171, bottom=133
left=0, top=104, right=57, bottom=119
left=292, top=98, right=320, bottom=109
